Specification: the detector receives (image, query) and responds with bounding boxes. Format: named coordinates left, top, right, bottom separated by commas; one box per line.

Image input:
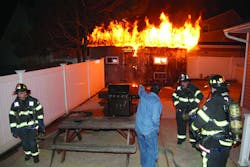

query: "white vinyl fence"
left=187, top=56, right=244, bottom=82
left=0, top=58, right=105, bottom=155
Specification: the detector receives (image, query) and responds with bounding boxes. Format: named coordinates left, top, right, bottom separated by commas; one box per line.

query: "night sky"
left=0, top=0, right=249, bottom=76
left=0, top=0, right=249, bottom=38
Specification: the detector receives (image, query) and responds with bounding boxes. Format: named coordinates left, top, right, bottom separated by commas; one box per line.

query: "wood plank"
left=51, top=143, right=137, bottom=154
left=58, top=116, right=135, bottom=130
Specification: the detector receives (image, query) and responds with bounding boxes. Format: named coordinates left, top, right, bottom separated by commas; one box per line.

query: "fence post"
left=60, top=64, right=68, bottom=114
left=86, top=61, right=91, bottom=98
left=15, top=70, right=26, bottom=83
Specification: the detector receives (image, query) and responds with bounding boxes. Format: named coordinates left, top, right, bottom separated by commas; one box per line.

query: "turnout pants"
left=201, top=147, right=230, bottom=167
left=17, top=128, right=39, bottom=157
left=176, top=110, right=196, bottom=143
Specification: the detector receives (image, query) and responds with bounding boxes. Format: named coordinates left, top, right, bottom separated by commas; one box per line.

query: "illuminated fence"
left=0, top=58, right=105, bottom=155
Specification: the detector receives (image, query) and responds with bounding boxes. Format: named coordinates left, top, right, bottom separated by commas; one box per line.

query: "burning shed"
left=89, top=46, right=187, bottom=86
left=87, top=12, right=201, bottom=86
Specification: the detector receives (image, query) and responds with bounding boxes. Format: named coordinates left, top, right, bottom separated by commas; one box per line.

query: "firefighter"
left=191, top=74, right=234, bottom=167
left=172, top=73, right=204, bottom=147
left=9, top=83, right=45, bottom=163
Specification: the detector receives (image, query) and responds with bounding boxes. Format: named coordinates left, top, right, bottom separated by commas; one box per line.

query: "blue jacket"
left=135, top=85, right=162, bottom=135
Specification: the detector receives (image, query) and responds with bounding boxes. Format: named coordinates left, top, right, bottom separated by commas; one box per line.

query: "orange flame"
left=88, top=12, right=201, bottom=54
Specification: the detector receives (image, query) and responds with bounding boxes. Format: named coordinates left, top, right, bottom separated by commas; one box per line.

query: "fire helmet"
left=208, top=74, right=227, bottom=89
left=14, top=83, right=31, bottom=94
left=178, top=73, right=190, bottom=83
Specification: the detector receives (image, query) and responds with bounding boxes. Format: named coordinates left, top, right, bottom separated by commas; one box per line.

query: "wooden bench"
left=49, top=116, right=136, bottom=167
left=51, top=143, right=136, bottom=154
left=49, top=142, right=136, bottom=167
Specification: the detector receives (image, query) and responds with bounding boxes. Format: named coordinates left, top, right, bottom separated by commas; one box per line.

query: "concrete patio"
left=0, top=80, right=243, bottom=167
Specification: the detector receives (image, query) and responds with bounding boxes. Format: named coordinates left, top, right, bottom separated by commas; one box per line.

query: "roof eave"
left=224, top=22, right=250, bottom=33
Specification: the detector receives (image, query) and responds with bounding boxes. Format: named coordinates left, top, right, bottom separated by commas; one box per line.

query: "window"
left=153, top=57, right=168, bottom=65
left=105, top=56, right=119, bottom=64
left=154, top=72, right=167, bottom=80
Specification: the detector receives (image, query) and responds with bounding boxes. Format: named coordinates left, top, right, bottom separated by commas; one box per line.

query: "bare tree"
left=10, top=0, right=151, bottom=63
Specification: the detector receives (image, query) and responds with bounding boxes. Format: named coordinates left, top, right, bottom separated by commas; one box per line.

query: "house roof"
left=201, top=9, right=243, bottom=32
left=199, top=10, right=245, bottom=44
left=223, top=21, right=250, bottom=44
left=224, top=22, right=250, bottom=33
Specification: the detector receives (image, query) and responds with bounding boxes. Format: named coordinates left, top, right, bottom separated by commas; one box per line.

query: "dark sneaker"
left=24, top=155, right=31, bottom=161
left=33, top=156, right=39, bottom=163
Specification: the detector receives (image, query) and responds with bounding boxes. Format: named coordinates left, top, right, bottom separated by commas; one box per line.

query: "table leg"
left=126, top=129, right=131, bottom=167
left=117, top=129, right=135, bottom=145
left=130, top=130, right=135, bottom=144
left=126, top=153, right=130, bottom=167
left=61, top=129, right=69, bottom=162
left=127, top=129, right=130, bottom=145
left=50, top=129, right=65, bottom=167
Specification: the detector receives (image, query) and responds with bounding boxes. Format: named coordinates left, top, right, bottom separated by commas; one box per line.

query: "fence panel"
left=0, top=59, right=105, bottom=155
left=88, top=58, right=105, bottom=96
left=0, top=74, right=20, bottom=155
left=65, top=63, right=89, bottom=111
left=23, top=66, right=65, bottom=125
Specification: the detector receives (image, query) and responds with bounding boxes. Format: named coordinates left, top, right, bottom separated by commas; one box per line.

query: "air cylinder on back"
left=229, top=102, right=242, bottom=142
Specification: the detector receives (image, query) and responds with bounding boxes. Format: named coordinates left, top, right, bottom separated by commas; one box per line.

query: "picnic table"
left=49, top=116, right=137, bottom=167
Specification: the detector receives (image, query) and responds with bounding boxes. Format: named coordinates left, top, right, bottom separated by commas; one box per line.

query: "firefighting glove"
left=37, top=127, right=45, bottom=140
left=38, top=120, right=45, bottom=132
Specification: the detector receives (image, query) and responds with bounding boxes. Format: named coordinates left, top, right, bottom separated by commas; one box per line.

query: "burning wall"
left=89, top=46, right=186, bottom=86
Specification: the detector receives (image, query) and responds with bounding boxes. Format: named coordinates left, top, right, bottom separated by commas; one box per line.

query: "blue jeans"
left=137, top=131, right=158, bottom=167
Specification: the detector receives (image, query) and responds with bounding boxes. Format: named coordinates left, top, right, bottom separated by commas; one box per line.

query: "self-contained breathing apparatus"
left=195, top=75, right=243, bottom=145
left=194, top=100, right=242, bottom=148
left=209, top=74, right=242, bottom=143
left=228, top=102, right=242, bottom=142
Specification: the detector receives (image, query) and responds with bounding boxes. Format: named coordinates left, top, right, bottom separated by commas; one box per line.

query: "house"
left=223, top=22, right=250, bottom=113
left=224, top=21, right=250, bottom=167
left=187, top=9, right=245, bottom=81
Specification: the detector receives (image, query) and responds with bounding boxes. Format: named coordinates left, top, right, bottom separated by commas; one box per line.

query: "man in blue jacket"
left=135, top=84, right=162, bottom=167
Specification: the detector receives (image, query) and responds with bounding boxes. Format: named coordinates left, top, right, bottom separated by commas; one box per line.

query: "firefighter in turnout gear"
left=9, top=83, right=45, bottom=163
left=172, top=73, right=204, bottom=147
left=191, top=74, right=235, bottom=167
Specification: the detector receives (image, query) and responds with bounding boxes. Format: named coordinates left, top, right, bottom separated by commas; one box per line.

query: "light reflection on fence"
left=0, top=58, right=105, bottom=155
